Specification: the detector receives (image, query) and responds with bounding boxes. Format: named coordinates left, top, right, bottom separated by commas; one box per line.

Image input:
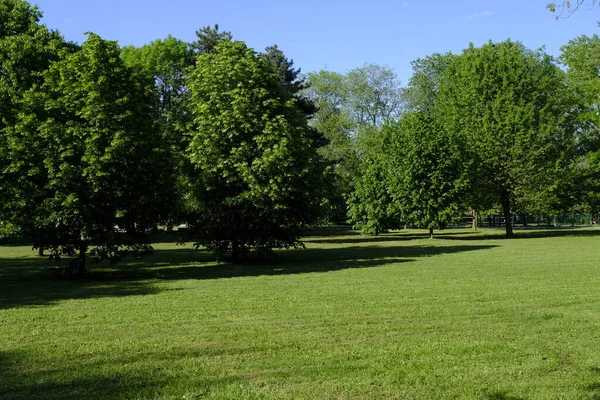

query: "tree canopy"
left=185, top=40, right=326, bottom=260
left=437, top=40, right=575, bottom=237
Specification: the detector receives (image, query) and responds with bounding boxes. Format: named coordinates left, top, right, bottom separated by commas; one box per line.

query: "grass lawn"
left=1, top=227, right=600, bottom=399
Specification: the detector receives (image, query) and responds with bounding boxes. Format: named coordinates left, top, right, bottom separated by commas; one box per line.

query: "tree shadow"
left=0, top=349, right=237, bottom=400
left=484, top=391, right=525, bottom=400
left=0, top=255, right=160, bottom=310
left=304, top=234, right=426, bottom=245
left=303, top=225, right=356, bottom=237
left=442, top=227, right=600, bottom=241
left=587, top=367, right=600, bottom=400
left=0, top=242, right=497, bottom=309
left=102, top=243, right=498, bottom=282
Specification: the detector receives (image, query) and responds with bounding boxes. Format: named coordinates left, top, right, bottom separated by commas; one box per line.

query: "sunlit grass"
left=1, top=227, right=600, bottom=399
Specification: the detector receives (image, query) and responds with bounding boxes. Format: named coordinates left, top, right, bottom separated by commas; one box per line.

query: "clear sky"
left=33, top=0, right=599, bottom=83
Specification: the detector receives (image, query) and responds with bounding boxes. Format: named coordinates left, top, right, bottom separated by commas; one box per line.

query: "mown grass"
left=1, top=227, right=600, bottom=399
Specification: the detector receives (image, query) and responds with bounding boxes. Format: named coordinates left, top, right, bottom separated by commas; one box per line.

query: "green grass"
left=2, top=227, right=600, bottom=399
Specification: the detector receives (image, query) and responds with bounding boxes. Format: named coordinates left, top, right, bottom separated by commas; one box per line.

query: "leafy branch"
left=547, top=1, right=598, bottom=19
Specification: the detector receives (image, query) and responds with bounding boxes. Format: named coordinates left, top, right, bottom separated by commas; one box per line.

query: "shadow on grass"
left=587, top=367, right=600, bottom=400
left=304, top=226, right=600, bottom=244
left=0, top=240, right=497, bottom=310
left=442, top=227, right=600, bottom=241
left=103, top=243, right=497, bottom=282
left=0, top=349, right=237, bottom=400
left=0, top=255, right=160, bottom=310
left=484, top=391, right=525, bottom=400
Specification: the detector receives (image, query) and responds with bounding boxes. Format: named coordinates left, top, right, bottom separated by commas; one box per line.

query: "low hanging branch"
left=547, top=1, right=598, bottom=19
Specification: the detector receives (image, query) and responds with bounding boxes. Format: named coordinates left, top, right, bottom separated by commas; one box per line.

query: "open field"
left=1, top=227, right=600, bottom=399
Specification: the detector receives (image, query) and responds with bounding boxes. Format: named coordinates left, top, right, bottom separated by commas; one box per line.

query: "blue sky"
left=33, top=0, right=599, bottom=83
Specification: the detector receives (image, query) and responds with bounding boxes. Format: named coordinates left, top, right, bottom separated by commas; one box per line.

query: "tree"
left=191, top=24, right=232, bottom=54
left=437, top=40, right=575, bottom=237
left=387, top=113, right=470, bottom=238
left=0, top=0, right=73, bottom=244
left=121, top=36, right=195, bottom=226
left=559, top=35, right=600, bottom=216
left=305, top=65, right=404, bottom=224
left=345, top=63, right=404, bottom=129
left=404, top=53, right=456, bottom=113
left=346, top=127, right=400, bottom=235
left=5, top=33, right=174, bottom=274
left=186, top=40, right=326, bottom=260
left=121, top=36, right=194, bottom=140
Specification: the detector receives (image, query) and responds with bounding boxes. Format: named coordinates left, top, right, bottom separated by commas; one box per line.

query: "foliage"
left=547, top=0, right=598, bottom=19
left=387, top=113, right=470, bottom=237
left=192, top=24, right=232, bottom=54
left=346, top=127, right=400, bottom=234
left=437, top=40, right=575, bottom=237
left=305, top=65, right=404, bottom=224
left=345, top=63, right=404, bottom=129
left=5, top=33, right=174, bottom=274
left=0, top=0, right=69, bottom=229
left=404, top=52, right=456, bottom=113
left=186, top=40, right=326, bottom=260
left=560, top=35, right=600, bottom=214
left=121, top=36, right=195, bottom=226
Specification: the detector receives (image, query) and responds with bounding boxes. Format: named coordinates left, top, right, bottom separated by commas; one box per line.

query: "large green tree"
left=387, top=113, right=470, bottom=238
left=305, top=65, right=404, bottom=224
left=121, top=36, right=195, bottom=226
left=560, top=35, right=600, bottom=216
left=348, top=55, right=470, bottom=237
left=346, top=126, right=400, bottom=235
left=437, top=40, right=575, bottom=237
left=6, top=33, right=174, bottom=274
left=186, top=40, right=326, bottom=260
left=0, top=0, right=72, bottom=242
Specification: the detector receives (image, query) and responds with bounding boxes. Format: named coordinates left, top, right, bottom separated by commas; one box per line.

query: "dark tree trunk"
left=231, top=241, right=242, bottom=263
left=500, top=189, right=513, bottom=238
left=78, top=241, right=88, bottom=275
left=429, top=227, right=434, bottom=239
left=38, top=247, right=44, bottom=257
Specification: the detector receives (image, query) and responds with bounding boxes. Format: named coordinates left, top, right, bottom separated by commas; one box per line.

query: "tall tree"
left=387, top=113, right=470, bottom=238
left=186, top=40, right=326, bottom=260
left=437, top=40, right=575, bottom=237
left=191, top=24, right=232, bottom=54
left=7, top=33, right=174, bottom=274
left=0, top=0, right=72, bottom=242
left=121, top=36, right=195, bottom=226
left=404, top=53, right=455, bottom=113
left=305, top=65, right=404, bottom=224
left=560, top=35, right=600, bottom=215
left=346, top=126, right=400, bottom=235
left=345, top=63, right=404, bottom=129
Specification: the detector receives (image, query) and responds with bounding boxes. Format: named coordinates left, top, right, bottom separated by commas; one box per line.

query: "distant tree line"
left=1, top=0, right=599, bottom=274
left=309, top=37, right=600, bottom=238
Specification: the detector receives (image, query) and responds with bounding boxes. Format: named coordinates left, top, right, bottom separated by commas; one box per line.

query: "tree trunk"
left=78, top=241, right=88, bottom=275
left=231, top=241, right=242, bottom=263
left=500, top=189, right=513, bottom=238
left=38, top=247, right=44, bottom=257
left=472, top=210, right=478, bottom=230
left=429, top=227, right=434, bottom=239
